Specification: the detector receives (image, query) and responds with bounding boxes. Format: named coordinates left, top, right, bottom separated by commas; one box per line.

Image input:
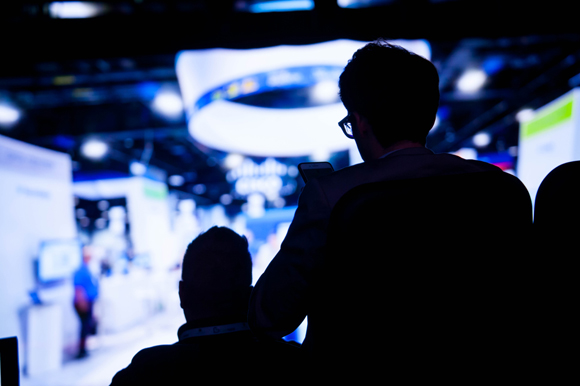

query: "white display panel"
left=0, top=134, right=76, bottom=373
left=38, top=239, right=82, bottom=283
left=517, top=88, right=580, bottom=206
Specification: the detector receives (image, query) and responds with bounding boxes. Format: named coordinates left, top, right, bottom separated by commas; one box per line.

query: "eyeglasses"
left=339, top=115, right=354, bottom=139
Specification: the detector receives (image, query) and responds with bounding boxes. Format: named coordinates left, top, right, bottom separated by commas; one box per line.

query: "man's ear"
left=178, top=280, right=185, bottom=310
left=352, top=112, right=372, bottom=137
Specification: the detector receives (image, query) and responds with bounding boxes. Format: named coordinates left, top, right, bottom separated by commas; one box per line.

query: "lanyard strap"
left=179, top=322, right=250, bottom=340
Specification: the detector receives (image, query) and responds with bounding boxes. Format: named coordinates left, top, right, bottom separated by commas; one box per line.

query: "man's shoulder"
left=330, top=148, right=500, bottom=178
left=110, top=344, right=181, bottom=385
left=120, top=343, right=182, bottom=370
left=111, top=337, right=304, bottom=385
left=310, top=148, right=501, bottom=207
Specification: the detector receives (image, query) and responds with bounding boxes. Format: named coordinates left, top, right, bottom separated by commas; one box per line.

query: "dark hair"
left=339, top=39, right=440, bottom=146
left=182, top=226, right=252, bottom=292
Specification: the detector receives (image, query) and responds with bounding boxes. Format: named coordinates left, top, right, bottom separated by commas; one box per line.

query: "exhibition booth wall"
left=0, top=134, right=77, bottom=375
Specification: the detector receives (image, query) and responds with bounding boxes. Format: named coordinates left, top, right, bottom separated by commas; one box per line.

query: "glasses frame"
left=339, top=115, right=354, bottom=139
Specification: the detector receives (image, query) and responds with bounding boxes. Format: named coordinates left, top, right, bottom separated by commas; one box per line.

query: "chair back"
left=313, top=170, right=534, bottom=380
left=0, top=336, right=19, bottom=386
left=534, top=160, right=580, bottom=229
left=532, top=161, right=578, bottom=372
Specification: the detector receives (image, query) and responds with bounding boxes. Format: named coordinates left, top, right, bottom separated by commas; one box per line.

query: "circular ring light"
left=176, top=39, right=431, bottom=158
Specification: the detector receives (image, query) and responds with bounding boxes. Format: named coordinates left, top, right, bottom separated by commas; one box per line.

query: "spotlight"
left=81, top=140, right=108, bottom=160
left=473, top=132, right=491, bottom=148
left=48, top=2, right=108, bottom=18
left=0, top=103, right=21, bottom=128
left=516, top=108, right=535, bottom=123
left=246, top=0, right=314, bottom=13
left=457, top=69, right=487, bottom=93
left=192, top=184, right=206, bottom=195
left=130, top=161, right=147, bottom=176
left=152, top=90, right=184, bottom=119
left=220, top=194, right=233, bottom=205
left=168, top=175, right=185, bottom=186
left=224, top=154, right=245, bottom=170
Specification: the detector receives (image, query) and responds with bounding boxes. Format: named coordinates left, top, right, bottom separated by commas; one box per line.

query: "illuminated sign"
left=226, top=158, right=298, bottom=200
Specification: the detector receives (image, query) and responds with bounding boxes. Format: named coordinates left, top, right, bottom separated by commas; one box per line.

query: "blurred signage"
left=0, top=134, right=71, bottom=180
left=226, top=158, right=298, bottom=200
left=517, top=88, right=580, bottom=205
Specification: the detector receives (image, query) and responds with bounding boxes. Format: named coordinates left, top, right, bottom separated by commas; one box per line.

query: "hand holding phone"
left=298, top=162, right=334, bottom=183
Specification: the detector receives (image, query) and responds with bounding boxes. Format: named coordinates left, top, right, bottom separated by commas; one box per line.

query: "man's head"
left=339, top=39, right=440, bottom=151
left=179, top=226, right=252, bottom=323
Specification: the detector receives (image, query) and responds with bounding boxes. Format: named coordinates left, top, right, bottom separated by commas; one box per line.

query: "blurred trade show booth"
left=0, top=134, right=203, bottom=376
left=0, top=134, right=76, bottom=375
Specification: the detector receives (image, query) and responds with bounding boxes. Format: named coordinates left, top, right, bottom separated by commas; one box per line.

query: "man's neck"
left=377, top=140, right=424, bottom=159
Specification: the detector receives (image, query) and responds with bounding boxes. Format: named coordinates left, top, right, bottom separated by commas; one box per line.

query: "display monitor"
left=37, top=239, right=82, bottom=283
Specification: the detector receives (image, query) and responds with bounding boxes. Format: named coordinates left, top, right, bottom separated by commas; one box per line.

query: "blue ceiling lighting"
left=337, top=0, right=394, bottom=9
left=482, top=56, right=505, bottom=75
left=244, top=1, right=314, bottom=13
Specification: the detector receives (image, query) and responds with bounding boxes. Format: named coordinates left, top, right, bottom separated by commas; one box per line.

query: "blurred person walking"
left=73, top=245, right=99, bottom=359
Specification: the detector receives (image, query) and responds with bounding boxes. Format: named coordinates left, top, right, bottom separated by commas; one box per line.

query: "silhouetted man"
left=110, top=226, right=301, bottom=385
left=248, top=40, right=506, bottom=355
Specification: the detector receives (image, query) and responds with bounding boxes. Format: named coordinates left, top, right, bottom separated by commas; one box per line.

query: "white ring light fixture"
left=176, top=39, right=431, bottom=158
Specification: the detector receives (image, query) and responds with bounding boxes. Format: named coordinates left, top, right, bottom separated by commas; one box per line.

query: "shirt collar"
left=379, top=146, right=432, bottom=159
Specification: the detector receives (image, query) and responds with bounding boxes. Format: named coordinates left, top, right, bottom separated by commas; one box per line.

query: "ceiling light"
left=245, top=193, right=265, bottom=218
left=192, top=184, right=206, bottom=195
left=473, top=132, right=491, bottom=148
left=152, top=91, right=184, bottom=119
left=81, top=140, right=108, bottom=160
left=0, top=104, right=21, bottom=127
left=130, top=161, right=147, bottom=176
left=168, top=175, right=185, bottom=186
left=224, top=154, right=245, bottom=170
left=457, top=69, right=487, bottom=93
left=220, top=194, right=233, bottom=205
left=48, top=2, right=108, bottom=19
left=97, top=200, right=109, bottom=211
left=287, top=165, right=299, bottom=177
left=482, top=56, right=504, bottom=76
left=338, top=0, right=393, bottom=8
left=273, top=197, right=286, bottom=208
left=246, top=1, right=314, bottom=13
left=516, top=108, right=535, bottom=123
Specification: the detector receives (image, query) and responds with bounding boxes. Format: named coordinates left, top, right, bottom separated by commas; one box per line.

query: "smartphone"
left=298, top=162, right=334, bottom=183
